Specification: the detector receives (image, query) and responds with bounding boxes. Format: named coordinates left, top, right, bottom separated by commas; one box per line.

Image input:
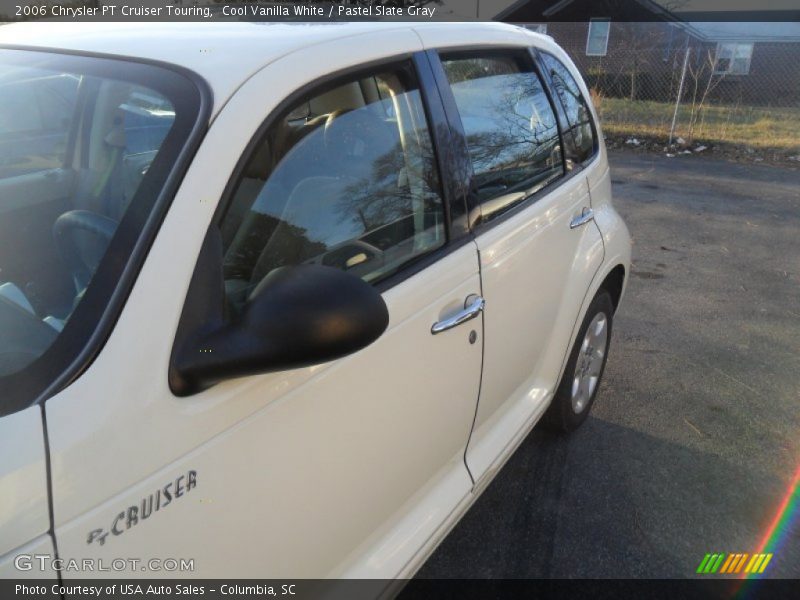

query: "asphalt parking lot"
left=415, top=150, right=800, bottom=579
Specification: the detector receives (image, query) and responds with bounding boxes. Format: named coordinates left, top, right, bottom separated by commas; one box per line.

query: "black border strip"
left=1, top=578, right=798, bottom=599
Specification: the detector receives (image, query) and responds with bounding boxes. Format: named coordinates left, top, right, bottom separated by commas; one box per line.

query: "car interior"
left=219, top=69, right=446, bottom=310
left=0, top=68, right=174, bottom=376
left=0, top=65, right=446, bottom=376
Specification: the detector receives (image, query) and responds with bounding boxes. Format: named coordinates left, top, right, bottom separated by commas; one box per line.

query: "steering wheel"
left=315, top=239, right=384, bottom=273
left=53, top=210, right=118, bottom=291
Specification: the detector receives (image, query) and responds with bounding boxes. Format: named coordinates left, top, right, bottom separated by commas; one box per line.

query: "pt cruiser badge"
left=87, top=471, right=197, bottom=546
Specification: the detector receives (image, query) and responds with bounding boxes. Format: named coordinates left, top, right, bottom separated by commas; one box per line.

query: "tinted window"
left=0, top=74, right=79, bottom=179
left=541, top=52, right=597, bottom=163
left=441, top=54, right=563, bottom=223
left=0, top=49, right=201, bottom=414
left=220, top=65, right=445, bottom=306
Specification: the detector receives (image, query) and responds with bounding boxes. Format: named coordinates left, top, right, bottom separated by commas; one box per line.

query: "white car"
left=0, top=22, right=630, bottom=581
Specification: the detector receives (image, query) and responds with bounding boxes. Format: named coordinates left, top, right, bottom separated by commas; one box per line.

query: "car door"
left=46, top=31, right=483, bottom=579
left=537, top=48, right=613, bottom=246
left=426, top=45, right=605, bottom=484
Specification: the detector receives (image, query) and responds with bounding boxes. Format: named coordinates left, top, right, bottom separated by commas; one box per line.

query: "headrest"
left=308, top=82, right=365, bottom=117
left=323, top=109, right=395, bottom=162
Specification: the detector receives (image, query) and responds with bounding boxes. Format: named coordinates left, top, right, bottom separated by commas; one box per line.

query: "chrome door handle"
left=570, top=208, right=595, bottom=229
left=431, top=295, right=485, bottom=335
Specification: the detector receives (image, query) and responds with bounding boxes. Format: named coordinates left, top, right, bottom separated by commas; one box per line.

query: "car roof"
left=0, top=22, right=553, bottom=116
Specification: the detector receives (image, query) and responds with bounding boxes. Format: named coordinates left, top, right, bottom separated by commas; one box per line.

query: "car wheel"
left=542, top=290, right=614, bottom=433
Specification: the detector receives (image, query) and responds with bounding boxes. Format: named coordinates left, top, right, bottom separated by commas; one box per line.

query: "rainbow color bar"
left=747, top=463, right=800, bottom=578
left=696, top=553, right=773, bottom=575
left=731, top=464, right=799, bottom=597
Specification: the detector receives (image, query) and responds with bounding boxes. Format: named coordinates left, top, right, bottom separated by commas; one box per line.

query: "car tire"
left=542, top=290, right=614, bottom=433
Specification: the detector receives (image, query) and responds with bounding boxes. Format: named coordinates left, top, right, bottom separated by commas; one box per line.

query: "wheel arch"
left=599, top=264, right=626, bottom=313
left=550, top=260, right=628, bottom=409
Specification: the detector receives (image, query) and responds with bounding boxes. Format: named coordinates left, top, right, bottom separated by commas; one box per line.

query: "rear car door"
left=538, top=49, right=612, bottom=233
left=427, top=45, right=605, bottom=484
left=45, top=32, right=484, bottom=579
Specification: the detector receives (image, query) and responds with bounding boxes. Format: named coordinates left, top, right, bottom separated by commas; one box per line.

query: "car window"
left=440, top=54, right=563, bottom=223
left=220, top=65, right=446, bottom=306
left=540, top=52, right=597, bottom=163
left=0, top=73, right=79, bottom=179
left=0, top=49, right=201, bottom=413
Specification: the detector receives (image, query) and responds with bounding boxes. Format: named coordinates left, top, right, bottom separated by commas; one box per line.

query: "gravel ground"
left=414, top=150, right=800, bottom=580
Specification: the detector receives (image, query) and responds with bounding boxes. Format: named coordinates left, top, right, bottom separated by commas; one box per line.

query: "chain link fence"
left=545, top=22, right=800, bottom=159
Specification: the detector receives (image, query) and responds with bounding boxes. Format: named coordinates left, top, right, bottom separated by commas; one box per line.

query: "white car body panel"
left=0, top=22, right=412, bottom=117
left=466, top=174, right=605, bottom=484
left=0, top=406, right=49, bottom=558
left=0, top=21, right=632, bottom=580
left=44, top=28, right=484, bottom=579
left=0, top=535, right=56, bottom=579
left=413, top=24, right=608, bottom=484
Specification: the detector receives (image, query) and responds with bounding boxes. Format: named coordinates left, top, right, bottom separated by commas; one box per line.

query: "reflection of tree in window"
left=442, top=56, right=563, bottom=219
left=541, top=53, right=596, bottom=163
left=339, top=132, right=438, bottom=224
left=220, top=69, right=446, bottom=291
left=330, top=99, right=444, bottom=279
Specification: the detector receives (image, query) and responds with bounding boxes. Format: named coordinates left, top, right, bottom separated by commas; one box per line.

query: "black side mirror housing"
left=169, top=230, right=389, bottom=396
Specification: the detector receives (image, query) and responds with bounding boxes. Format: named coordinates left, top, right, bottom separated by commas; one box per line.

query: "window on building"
left=525, top=24, right=548, bottom=34
left=586, top=20, right=611, bottom=56
left=714, top=43, right=753, bottom=75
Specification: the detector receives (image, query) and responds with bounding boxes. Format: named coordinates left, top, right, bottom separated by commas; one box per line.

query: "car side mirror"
left=170, top=234, right=389, bottom=396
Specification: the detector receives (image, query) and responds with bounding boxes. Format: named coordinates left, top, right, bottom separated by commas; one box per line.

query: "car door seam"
left=461, top=240, right=484, bottom=487
left=552, top=173, right=606, bottom=392
left=39, top=403, right=64, bottom=588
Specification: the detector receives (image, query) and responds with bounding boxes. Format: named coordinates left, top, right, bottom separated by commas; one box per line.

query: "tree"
left=684, top=47, right=726, bottom=142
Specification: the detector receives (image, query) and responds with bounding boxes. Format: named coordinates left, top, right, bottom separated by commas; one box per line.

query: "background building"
left=499, top=0, right=800, bottom=154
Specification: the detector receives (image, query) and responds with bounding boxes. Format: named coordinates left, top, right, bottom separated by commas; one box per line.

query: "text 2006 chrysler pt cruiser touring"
left=0, top=22, right=630, bottom=579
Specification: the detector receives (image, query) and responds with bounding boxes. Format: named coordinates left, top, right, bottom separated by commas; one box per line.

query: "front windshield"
left=0, top=49, right=201, bottom=411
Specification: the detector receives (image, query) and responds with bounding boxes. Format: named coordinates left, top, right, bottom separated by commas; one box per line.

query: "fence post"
left=669, top=44, right=691, bottom=145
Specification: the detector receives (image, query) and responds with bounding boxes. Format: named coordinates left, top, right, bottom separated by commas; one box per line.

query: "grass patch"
left=595, top=97, right=800, bottom=152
